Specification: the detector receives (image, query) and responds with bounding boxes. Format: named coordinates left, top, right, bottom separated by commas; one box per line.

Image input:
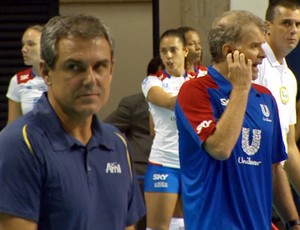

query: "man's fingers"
left=247, top=58, right=252, bottom=69
left=227, top=52, right=233, bottom=65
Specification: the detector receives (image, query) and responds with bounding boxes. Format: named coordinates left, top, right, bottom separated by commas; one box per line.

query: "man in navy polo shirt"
left=0, top=14, right=145, bottom=230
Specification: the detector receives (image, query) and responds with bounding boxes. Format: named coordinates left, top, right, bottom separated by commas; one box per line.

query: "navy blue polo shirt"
left=0, top=93, right=146, bottom=229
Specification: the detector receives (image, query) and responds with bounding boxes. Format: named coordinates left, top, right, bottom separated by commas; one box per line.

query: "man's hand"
left=227, top=50, right=252, bottom=92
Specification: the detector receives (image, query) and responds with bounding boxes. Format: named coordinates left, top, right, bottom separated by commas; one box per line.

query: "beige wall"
left=60, top=2, right=153, bottom=119
left=230, top=0, right=268, bottom=19
left=180, top=0, right=229, bottom=66
left=60, top=0, right=266, bottom=119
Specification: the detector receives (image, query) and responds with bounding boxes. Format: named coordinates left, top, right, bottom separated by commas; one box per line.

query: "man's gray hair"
left=208, top=10, right=265, bottom=63
left=41, top=14, right=115, bottom=70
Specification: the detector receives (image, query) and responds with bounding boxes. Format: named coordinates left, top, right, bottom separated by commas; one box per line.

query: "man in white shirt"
left=254, top=0, right=300, bottom=225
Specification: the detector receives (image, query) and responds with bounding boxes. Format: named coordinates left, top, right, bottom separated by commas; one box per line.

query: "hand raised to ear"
left=227, top=50, right=252, bottom=92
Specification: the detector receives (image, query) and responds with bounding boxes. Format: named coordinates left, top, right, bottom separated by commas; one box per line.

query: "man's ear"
left=184, top=46, right=189, bottom=58
left=110, top=59, right=116, bottom=75
left=222, top=44, right=233, bottom=57
left=265, top=20, right=271, bottom=35
left=40, top=60, right=51, bottom=85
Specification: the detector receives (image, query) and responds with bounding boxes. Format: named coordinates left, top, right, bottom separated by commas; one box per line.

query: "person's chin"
left=76, top=106, right=99, bottom=117
left=23, top=60, right=31, bottom=66
left=252, top=73, right=259, bottom=81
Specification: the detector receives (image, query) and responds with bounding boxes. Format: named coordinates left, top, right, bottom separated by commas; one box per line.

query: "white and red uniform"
left=195, top=65, right=208, bottom=78
left=6, top=68, right=47, bottom=114
left=141, top=70, right=195, bottom=168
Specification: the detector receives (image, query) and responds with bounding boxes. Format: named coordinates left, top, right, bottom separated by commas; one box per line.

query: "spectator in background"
left=253, top=1, right=300, bottom=227
left=142, top=29, right=195, bottom=230
left=104, top=56, right=163, bottom=177
left=6, top=25, right=47, bottom=124
left=177, top=26, right=207, bottom=77
left=175, top=10, right=300, bottom=230
left=104, top=56, right=163, bottom=230
left=0, top=14, right=145, bottom=230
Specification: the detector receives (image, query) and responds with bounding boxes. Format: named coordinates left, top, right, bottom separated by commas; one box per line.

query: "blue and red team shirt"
left=175, top=66, right=287, bottom=230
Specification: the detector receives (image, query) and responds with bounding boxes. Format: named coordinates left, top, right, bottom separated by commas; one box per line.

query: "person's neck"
left=266, top=37, right=285, bottom=65
left=49, top=96, right=93, bottom=145
left=212, top=62, right=229, bottom=80
left=186, top=61, right=195, bottom=73
left=62, top=120, right=93, bottom=145
left=32, top=64, right=42, bottom=77
left=165, top=68, right=185, bottom=77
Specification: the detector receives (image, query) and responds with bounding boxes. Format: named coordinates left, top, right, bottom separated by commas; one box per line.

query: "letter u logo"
left=241, top=128, right=261, bottom=156
left=260, top=104, right=270, bottom=118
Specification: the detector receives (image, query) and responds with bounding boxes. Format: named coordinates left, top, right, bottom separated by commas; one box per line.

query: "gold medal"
left=279, top=86, right=289, bottom=104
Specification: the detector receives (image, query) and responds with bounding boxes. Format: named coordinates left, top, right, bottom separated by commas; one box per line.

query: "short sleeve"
left=6, top=75, right=21, bottom=102
left=0, top=124, right=42, bottom=222
left=141, top=76, right=162, bottom=98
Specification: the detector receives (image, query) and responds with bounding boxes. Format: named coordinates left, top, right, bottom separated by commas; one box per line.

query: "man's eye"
left=170, top=48, right=178, bottom=53
left=95, top=63, right=107, bottom=72
left=285, top=21, right=292, bottom=26
left=69, top=64, right=79, bottom=70
left=67, top=63, right=83, bottom=72
left=160, top=49, right=167, bottom=54
left=23, top=42, right=36, bottom=47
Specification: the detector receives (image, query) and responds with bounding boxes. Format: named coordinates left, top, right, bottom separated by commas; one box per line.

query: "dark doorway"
left=0, top=0, right=59, bottom=130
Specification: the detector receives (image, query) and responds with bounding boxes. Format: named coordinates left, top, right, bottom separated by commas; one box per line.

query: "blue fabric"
left=144, top=163, right=181, bottom=193
left=0, top=93, right=145, bottom=229
left=175, top=66, right=287, bottom=230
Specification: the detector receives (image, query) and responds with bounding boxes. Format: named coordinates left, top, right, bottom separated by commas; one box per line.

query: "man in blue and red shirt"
left=175, top=10, right=300, bottom=230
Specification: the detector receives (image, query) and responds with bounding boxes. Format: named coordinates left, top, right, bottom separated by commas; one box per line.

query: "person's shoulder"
left=15, top=68, right=34, bottom=84
left=197, top=66, right=208, bottom=77
left=185, top=71, right=212, bottom=85
left=154, top=69, right=168, bottom=81
left=121, top=92, right=145, bottom=104
left=99, top=122, right=129, bottom=146
left=0, top=113, right=38, bottom=148
left=100, top=121, right=117, bottom=130
left=252, top=83, right=273, bottom=95
left=198, top=65, right=208, bottom=71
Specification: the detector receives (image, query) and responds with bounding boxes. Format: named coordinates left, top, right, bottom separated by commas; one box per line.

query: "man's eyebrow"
left=64, top=58, right=82, bottom=63
left=281, top=18, right=300, bottom=23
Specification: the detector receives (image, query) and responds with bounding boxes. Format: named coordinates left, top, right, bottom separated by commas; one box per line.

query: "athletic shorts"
left=144, top=163, right=181, bottom=194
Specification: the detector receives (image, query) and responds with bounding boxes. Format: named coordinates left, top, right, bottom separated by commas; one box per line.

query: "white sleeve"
left=6, top=75, right=21, bottom=102
left=290, top=71, right=297, bottom=125
left=141, top=76, right=163, bottom=98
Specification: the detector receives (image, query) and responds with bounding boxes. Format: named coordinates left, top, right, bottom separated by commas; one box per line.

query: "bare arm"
left=7, top=99, right=22, bottom=124
left=0, top=213, right=37, bottom=230
left=204, top=51, right=252, bottom=160
left=204, top=88, right=249, bottom=160
left=272, top=163, right=300, bottom=228
left=284, top=124, right=300, bottom=196
left=149, top=112, right=155, bottom=137
left=147, top=86, right=177, bottom=111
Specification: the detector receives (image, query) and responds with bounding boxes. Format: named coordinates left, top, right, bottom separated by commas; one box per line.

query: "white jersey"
left=254, top=43, right=297, bottom=151
left=141, top=70, right=194, bottom=168
left=6, top=68, right=48, bottom=114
